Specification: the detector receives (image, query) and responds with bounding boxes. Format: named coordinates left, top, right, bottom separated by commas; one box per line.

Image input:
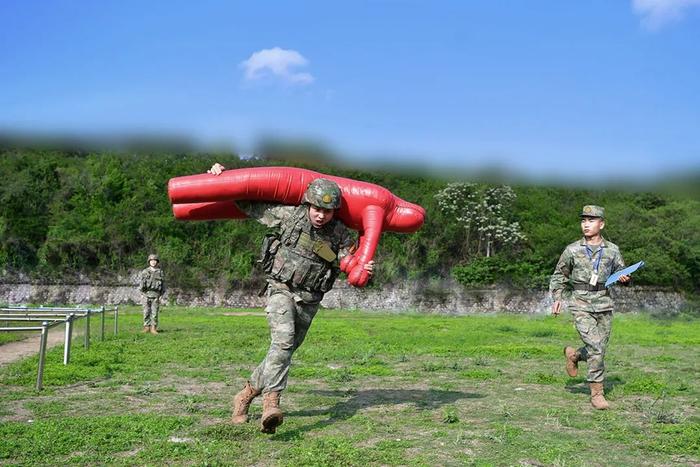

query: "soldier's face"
left=581, top=217, right=604, bottom=236
left=308, top=205, right=335, bottom=228
left=149, top=259, right=158, bottom=267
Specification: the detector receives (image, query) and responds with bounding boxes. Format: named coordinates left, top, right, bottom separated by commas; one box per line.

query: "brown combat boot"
left=589, top=382, right=609, bottom=410
left=142, top=326, right=150, bottom=333
left=260, top=391, right=284, bottom=434
left=564, top=347, right=579, bottom=377
left=231, top=382, right=261, bottom=424
left=149, top=325, right=159, bottom=335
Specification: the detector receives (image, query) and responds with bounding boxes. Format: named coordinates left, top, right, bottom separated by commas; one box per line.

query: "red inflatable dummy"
left=168, top=167, right=426, bottom=287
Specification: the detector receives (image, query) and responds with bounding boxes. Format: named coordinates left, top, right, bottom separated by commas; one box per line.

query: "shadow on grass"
left=275, top=388, right=484, bottom=438
left=565, top=375, right=625, bottom=394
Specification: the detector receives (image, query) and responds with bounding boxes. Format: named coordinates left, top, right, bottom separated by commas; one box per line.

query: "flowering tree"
left=435, top=183, right=526, bottom=258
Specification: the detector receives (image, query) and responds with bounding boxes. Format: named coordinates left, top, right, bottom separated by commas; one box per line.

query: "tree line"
left=0, top=148, right=697, bottom=293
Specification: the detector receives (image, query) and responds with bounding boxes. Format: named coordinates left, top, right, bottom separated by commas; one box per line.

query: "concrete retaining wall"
left=0, top=278, right=686, bottom=314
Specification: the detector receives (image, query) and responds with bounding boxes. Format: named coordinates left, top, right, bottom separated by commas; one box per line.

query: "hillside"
left=1, top=148, right=697, bottom=294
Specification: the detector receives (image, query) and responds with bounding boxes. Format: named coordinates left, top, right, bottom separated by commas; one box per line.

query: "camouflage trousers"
left=143, top=295, right=160, bottom=327
left=250, top=289, right=319, bottom=393
left=572, top=310, right=613, bottom=383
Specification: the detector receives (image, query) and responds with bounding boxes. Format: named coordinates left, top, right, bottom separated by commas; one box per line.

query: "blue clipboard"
left=605, top=261, right=645, bottom=287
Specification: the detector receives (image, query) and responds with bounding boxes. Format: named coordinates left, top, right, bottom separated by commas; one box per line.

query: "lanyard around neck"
left=585, top=245, right=604, bottom=273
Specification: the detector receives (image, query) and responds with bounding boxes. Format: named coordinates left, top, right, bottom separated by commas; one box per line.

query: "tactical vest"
left=260, top=206, right=341, bottom=293
left=141, top=268, right=164, bottom=296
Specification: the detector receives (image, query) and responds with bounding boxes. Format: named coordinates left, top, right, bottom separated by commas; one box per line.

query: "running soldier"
left=208, top=163, right=374, bottom=433
left=550, top=205, right=630, bottom=409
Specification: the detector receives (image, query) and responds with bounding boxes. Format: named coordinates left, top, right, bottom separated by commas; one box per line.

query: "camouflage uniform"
left=230, top=178, right=358, bottom=433
left=549, top=206, right=626, bottom=383
left=239, top=197, right=355, bottom=394
left=140, top=257, right=165, bottom=328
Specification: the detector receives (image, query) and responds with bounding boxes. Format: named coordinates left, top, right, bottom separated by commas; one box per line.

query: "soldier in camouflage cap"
left=139, top=253, right=165, bottom=335
left=580, top=205, right=605, bottom=218
left=550, top=205, right=630, bottom=410
left=208, top=163, right=374, bottom=434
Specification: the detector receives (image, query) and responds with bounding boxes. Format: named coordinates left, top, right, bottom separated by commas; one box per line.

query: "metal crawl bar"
left=0, top=305, right=120, bottom=390
left=1, top=320, right=64, bottom=390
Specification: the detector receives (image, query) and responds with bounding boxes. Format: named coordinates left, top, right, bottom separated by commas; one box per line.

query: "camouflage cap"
left=302, top=178, right=342, bottom=209
left=580, top=205, right=605, bottom=219
left=148, top=254, right=159, bottom=262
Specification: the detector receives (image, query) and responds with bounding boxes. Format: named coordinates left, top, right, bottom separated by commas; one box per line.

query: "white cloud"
left=633, top=0, right=700, bottom=29
left=240, top=47, right=315, bottom=85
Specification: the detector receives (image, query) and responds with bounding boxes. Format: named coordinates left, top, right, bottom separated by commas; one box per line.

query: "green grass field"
left=0, top=330, right=31, bottom=346
left=1, top=307, right=698, bottom=466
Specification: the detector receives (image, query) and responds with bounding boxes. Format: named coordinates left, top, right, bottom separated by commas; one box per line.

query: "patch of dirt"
left=154, top=373, right=231, bottom=391
left=114, top=447, right=143, bottom=458
left=1, top=400, right=33, bottom=422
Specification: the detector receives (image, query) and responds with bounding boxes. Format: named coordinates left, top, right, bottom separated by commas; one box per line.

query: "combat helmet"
left=302, top=178, right=342, bottom=209
left=148, top=254, right=159, bottom=263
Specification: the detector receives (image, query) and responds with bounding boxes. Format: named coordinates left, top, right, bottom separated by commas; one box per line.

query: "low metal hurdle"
left=1, top=305, right=119, bottom=345
left=42, top=305, right=118, bottom=342
left=0, top=319, right=65, bottom=390
left=0, top=312, right=80, bottom=364
left=0, top=305, right=120, bottom=390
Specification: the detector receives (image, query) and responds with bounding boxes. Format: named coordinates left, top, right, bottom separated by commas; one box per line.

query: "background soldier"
left=550, top=205, right=630, bottom=410
left=139, top=253, right=165, bottom=335
left=208, top=163, right=374, bottom=434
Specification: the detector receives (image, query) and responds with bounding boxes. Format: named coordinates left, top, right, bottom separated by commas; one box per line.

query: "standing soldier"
left=139, top=254, right=165, bottom=335
left=208, top=163, right=374, bottom=434
left=550, top=205, right=630, bottom=410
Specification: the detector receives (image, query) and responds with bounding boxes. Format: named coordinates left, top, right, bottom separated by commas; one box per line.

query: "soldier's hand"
left=618, top=274, right=631, bottom=284
left=207, top=163, right=225, bottom=175
left=363, top=260, right=375, bottom=276
left=552, top=300, right=562, bottom=316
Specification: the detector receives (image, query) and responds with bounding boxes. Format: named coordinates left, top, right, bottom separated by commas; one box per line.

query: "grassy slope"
left=0, top=307, right=698, bottom=466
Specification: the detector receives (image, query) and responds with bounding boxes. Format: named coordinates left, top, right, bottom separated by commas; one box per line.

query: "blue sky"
left=1, top=1, right=699, bottom=181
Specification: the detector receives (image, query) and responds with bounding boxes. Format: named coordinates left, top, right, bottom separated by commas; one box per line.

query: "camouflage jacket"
left=140, top=267, right=165, bottom=298
left=239, top=202, right=355, bottom=298
left=549, top=237, right=626, bottom=313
